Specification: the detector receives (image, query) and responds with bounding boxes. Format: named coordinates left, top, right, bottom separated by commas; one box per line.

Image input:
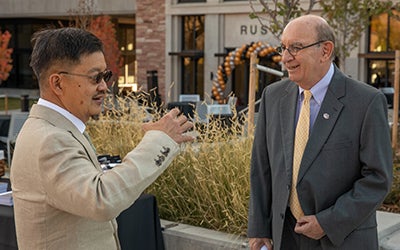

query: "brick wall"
left=136, top=0, right=166, bottom=102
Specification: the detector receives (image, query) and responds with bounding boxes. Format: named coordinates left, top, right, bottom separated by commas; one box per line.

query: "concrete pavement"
left=378, top=211, right=400, bottom=250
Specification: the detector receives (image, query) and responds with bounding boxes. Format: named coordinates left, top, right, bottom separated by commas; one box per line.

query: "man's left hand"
left=294, top=215, right=325, bottom=240
left=142, top=108, right=194, bottom=144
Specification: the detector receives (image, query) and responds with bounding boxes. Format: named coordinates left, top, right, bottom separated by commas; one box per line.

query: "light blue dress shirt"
left=296, top=63, right=334, bottom=132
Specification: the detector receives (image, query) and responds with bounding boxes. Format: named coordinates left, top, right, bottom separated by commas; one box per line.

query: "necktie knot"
left=303, top=90, right=312, bottom=104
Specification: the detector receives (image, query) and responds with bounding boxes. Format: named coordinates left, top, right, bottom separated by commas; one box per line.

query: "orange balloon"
left=273, top=55, right=282, bottom=62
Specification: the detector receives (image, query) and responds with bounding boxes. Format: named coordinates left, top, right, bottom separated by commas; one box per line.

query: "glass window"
left=227, top=48, right=281, bottom=111
left=368, top=60, right=394, bottom=88
left=182, top=57, right=204, bottom=95
left=117, top=24, right=136, bottom=92
left=389, top=12, right=400, bottom=51
left=0, top=18, right=133, bottom=91
left=369, top=10, right=400, bottom=52
left=180, top=15, right=205, bottom=98
left=368, top=59, right=395, bottom=107
left=183, top=16, right=204, bottom=51
left=367, top=11, right=400, bottom=108
left=0, top=20, right=63, bottom=89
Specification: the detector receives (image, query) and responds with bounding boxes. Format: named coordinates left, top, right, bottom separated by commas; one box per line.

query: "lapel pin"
left=323, top=113, right=330, bottom=119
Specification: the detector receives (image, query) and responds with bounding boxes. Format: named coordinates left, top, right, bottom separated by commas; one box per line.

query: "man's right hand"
left=142, top=108, right=194, bottom=144
left=249, top=237, right=273, bottom=250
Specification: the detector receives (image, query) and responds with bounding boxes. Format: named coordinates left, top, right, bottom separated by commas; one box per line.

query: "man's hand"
left=142, top=108, right=194, bottom=144
left=249, top=237, right=273, bottom=250
left=294, top=215, right=325, bottom=240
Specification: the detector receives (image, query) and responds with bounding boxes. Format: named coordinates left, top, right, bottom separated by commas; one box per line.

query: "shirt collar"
left=37, top=98, right=86, bottom=133
left=299, top=63, right=334, bottom=105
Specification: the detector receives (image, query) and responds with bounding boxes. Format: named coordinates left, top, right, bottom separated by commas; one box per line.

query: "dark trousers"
left=281, top=208, right=322, bottom=250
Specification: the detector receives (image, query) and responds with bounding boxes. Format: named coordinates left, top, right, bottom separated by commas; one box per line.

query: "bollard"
left=20, top=95, right=29, bottom=112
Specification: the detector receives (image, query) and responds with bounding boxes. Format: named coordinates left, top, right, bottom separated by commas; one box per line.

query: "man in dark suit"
left=247, top=15, right=393, bottom=250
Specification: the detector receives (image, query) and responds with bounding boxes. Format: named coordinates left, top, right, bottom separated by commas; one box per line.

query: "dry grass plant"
left=87, top=93, right=149, bottom=156
left=81, top=91, right=400, bottom=236
left=87, top=92, right=254, bottom=236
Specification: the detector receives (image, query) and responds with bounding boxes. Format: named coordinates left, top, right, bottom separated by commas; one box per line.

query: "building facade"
left=0, top=0, right=399, bottom=109
left=0, top=0, right=138, bottom=93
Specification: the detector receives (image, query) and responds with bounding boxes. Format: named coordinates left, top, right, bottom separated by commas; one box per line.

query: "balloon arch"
left=211, top=41, right=282, bottom=104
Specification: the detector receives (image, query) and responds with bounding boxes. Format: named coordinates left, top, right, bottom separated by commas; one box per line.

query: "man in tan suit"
left=10, top=27, right=194, bottom=250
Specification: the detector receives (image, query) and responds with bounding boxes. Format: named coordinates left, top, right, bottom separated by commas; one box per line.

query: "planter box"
left=161, top=211, right=400, bottom=250
left=161, top=220, right=248, bottom=250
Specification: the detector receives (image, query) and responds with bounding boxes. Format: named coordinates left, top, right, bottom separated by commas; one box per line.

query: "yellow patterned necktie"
left=290, top=90, right=312, bottom=220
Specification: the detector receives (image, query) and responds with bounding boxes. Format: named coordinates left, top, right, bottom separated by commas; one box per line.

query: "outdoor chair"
left=0, top=112, right=29, bottom=167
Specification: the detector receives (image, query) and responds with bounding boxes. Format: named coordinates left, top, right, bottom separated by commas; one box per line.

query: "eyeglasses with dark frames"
left=276, top=40, right=327, bottom=57
left=58, top=69, right=113, bottom=84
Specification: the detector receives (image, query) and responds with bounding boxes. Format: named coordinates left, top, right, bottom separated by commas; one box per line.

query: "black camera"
left=97, top=154, right=122, bottom=171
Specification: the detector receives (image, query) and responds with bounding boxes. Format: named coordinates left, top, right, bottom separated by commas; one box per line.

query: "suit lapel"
left=280, top=82, right=299, bottom=184
left=30, top=105, right=101, bottom=171
left=70, top=130, right=100, bottom=170
left=297, top=69, right=346, bottom=182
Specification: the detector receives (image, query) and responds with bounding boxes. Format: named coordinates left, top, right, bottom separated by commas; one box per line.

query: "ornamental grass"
left=87, top=91, right=400, bottom=236
left=87, top=92, right=253, bottom=236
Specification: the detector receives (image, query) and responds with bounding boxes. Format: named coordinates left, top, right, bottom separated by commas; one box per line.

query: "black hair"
left=30, top=27, right=104, bottom=80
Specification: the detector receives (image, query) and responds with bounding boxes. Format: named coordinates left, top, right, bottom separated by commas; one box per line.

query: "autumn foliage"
left=0, top=30, right=13, bottom=82
left=88, top=16, right=122, bottom=85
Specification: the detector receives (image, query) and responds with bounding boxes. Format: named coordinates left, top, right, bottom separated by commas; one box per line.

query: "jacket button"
left=280, top=213, right=284, bottom=219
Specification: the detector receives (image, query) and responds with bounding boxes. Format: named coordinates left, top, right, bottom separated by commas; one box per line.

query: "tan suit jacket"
left=10, top=104, right=180, bottom=250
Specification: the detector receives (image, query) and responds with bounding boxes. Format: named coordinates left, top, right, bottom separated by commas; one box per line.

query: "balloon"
left=211, top=42, right=281, bottom=101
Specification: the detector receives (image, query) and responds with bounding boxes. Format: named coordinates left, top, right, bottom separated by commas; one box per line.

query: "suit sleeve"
left=42, top=130, right=179, bottom=221
left=247, top=87, right=273, bottom=238
left=316, top=92, right=393, bottom=246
